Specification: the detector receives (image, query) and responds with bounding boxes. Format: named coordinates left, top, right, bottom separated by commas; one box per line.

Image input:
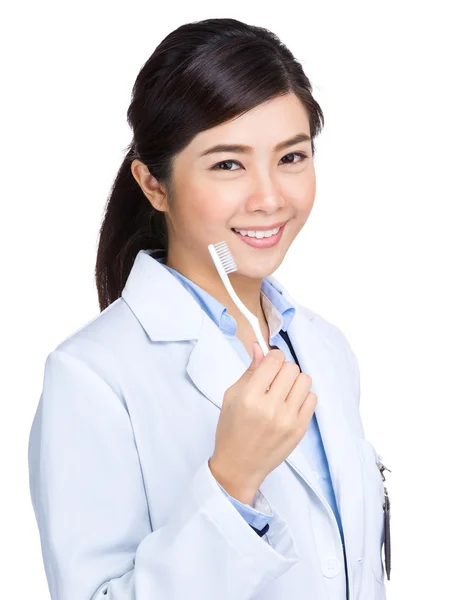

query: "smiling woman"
left=93, top=19, right=324, bottom=311
left=129, top=90, right=317, bottom=293
left=27, top=16, right=389, bottom=600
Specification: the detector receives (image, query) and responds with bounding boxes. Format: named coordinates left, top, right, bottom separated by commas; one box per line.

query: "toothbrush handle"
left=208, top=245, right=270, bottom=356
left=229, top=298, right=270, bottom=357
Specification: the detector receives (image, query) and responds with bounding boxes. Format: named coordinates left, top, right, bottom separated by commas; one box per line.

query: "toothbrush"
left=208, top=241, right=270, bottom=356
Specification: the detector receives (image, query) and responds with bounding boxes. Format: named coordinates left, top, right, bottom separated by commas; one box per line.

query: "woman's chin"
left=231, top=251, right=287, bottom=279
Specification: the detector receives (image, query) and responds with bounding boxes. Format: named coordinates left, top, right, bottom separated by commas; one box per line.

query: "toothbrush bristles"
left=213, top=241, right=237, bottom=274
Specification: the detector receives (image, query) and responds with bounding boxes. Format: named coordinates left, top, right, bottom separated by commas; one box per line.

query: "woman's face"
left=145, top=92, right=316, bottom=280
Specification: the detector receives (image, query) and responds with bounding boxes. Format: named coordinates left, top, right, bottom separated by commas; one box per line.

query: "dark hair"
left=95, top=17, right=324, bottom=311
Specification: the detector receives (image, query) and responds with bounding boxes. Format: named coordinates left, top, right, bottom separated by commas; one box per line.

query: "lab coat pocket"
left=358, top=438, right=385, bottom=583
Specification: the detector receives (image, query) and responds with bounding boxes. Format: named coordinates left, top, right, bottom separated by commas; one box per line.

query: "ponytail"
left=95, top=145, right=168, bottom=312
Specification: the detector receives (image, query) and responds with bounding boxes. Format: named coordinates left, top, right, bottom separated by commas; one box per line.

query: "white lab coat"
left=28, top=248, right=388, bottom=600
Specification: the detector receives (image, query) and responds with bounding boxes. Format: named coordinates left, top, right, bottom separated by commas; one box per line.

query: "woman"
left=28, top=17, right=390, bottom=600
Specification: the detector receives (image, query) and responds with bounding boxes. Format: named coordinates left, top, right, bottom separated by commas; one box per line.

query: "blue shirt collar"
left=153, top=253, right=296, bottom=341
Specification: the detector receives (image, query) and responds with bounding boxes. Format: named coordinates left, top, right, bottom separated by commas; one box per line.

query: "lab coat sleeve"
left=28, top=349, right=300, bottom=600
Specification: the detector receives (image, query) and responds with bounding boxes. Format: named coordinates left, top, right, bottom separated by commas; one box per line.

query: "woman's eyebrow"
left=199, top=132, right=311, bottom=157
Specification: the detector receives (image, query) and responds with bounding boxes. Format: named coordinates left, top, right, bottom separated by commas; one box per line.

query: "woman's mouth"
left=231, top=222, right=286, bottom=248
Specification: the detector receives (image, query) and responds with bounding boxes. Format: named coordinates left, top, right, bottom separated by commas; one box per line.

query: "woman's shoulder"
left=48, top=297, right=142, bottom=373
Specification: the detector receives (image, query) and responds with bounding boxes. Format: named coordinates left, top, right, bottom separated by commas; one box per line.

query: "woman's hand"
left=209, top=343, right=317, bottom=503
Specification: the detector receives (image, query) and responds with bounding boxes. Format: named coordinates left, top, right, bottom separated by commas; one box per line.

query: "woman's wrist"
left=208, top=456, right=260, bottom=505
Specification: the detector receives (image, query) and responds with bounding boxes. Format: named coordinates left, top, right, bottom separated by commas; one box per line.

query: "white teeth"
left=233, top=226, right=281, bottom=238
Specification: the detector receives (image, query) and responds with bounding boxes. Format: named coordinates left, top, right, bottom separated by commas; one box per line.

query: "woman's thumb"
left=251, top=342, right=263, bottom=365
left=234, top=342, right=263, bottom=387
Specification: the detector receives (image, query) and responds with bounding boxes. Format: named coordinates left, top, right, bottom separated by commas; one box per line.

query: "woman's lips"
left=231, top=222, right=286, bottom=248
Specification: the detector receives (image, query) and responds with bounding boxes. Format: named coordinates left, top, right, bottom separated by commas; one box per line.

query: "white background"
left=2, top=1, right=451, bottom=598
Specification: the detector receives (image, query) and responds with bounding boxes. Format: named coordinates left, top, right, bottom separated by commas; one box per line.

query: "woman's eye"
left=211, top=159, right=241, bottom=171
left=210, top=152, right=308, bottom=171
left=280, top=152, right=308, bottom=165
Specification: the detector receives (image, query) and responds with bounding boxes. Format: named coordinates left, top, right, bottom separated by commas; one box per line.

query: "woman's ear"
left=130, top=159, right=168, bottom=212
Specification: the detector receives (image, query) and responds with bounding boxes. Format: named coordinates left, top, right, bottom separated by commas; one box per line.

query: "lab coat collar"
left=122, top=248, right=204, bottom=342
left=122, top=248, right=365, bottom=564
